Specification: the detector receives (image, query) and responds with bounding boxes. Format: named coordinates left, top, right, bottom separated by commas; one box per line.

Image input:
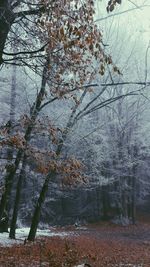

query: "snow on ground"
left=0, top=227, right=72, bottom=247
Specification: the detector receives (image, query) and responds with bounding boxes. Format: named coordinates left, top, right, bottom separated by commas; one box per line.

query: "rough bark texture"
left=0, top=149, right=23, bottom=220
left=0, top=1, right=15, bottom=64
left=9, top=155, right=27, bottom=239
left=27, top=173, right=55, bottom=241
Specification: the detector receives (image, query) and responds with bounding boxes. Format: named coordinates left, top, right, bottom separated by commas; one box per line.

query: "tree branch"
left=75, top=92, right=140, bottom=121
left=38, top=81, right=150, bottom=112
left=39, top=97, right=58, bottom=111
left=95, top=4, right=150, bottom=22
left=14, top=7, right=46, bottom=18
left=2, top=43, right=48, bottom=56
left=11, top=0, right=22, bottom=10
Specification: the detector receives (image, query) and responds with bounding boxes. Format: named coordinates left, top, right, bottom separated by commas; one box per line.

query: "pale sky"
left=96, top=0, right=150, bottom=44
left=94, top=0, right=150, bottom=82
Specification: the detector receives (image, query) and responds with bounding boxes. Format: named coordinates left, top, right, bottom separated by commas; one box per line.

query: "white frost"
left=0, top=227, right=71, bottom=247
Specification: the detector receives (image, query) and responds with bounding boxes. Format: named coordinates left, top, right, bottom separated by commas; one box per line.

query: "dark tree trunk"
left=2, top=48, right=17, bottom=222
left=101, top=185, right=109, bottom=220
left=27, top=121, right=75, bottom=241
left=121, top=179, right=128, bottom=220
left=131, top=176, right=136, bottom=224
left=9, top=58, right=49, bottom=239
left=131, top=146, right=138, bottom=224
left=0, top=57, right=49, bottom=223
left=0, top=210, right=9, bottom=233
left=0, top=149, right=23, bottom=220
left=27, top=172, right=55, bottom=241
left=9, top=155, right=27, bottom=239
left=0, top=1, right=15, bottom=64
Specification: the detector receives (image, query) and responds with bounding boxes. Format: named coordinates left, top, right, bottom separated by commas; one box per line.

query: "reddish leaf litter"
left=0, top=221, right=150, bottom=267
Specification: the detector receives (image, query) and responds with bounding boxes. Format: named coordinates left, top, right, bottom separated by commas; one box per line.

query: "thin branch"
left=74, top=86, right=107, bottom=122
left=38, top=80, right=150, bottom=111
left=14, top=7, right=45, bottom=18
left=39, top=97, right=58, bottom=111
left=144, top=41, right=150, bottom=84
left=2, top=43, right=48, bottom=56
left=127, top=0, right=142, bottom=9
left=95, top=81, right=150, bottom=87
left=12, top=0, right=22, bottom=10
left=94, top=5, right=150, bottom=23
left=75, top=90, right=142, bottom=121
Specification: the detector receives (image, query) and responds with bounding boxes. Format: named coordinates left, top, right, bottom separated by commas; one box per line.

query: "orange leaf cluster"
left=1, top=134, right=26, bottom=149
left=36, top=0, right=117, bottom=98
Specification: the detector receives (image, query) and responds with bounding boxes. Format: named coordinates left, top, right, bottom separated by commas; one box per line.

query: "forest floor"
left=0, top=218, right=150, bottom=267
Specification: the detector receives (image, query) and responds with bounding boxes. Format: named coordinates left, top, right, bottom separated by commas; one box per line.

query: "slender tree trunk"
left=118, top=177, right=123, bottom=220
left=27, top=140, right=64, bottom=242
left=101, top=185, right=109, bottom=220
left=0, top=149, right=23, bottom=220
left=5, top=49, right=17, bottom=218
left=9, top=155, right=27, bottom=239
left=121, top=186, right=128, bottom=222
left=131, top=175, right=136, bottom=224
left=0, top=57, right=49, bottom=221
left=0, top=42, right=16, bottom=226
left=9, top=58, right=49, bottom=238
left=27, top=172, right=55, bottom=241
left=10, top=61, right=16, bottom=125
left=0, top=1, right=15, bottom=65
left=131, top=146, right=138, bottom=224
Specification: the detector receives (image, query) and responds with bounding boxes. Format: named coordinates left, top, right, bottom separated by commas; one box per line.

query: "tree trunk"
left=5, top=49, right=17, bottom=217
left=9, top=58, right=49, bottom=238
left=131, top=146, right=138, bottom=225
left=0, top=39, right=17, bottom=222
left=10, top=57, right=16, bottom=124
left=131, top=175, right=136, bottom=224
left=9, top=155, right=27, bottom=239
left=0, top=1, right=15, bottom=64
left=27, top=172, right=55, bottom=241
left=101, top=185, right=109, bottom=220
left=121, top=187, right=128, bottom=222
left=0, top=149, right=23, bottom=220
left=0, top=57, right=49, bottom=221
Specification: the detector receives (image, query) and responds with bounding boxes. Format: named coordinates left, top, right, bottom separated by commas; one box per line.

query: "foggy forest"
left=0, top=0, right=150, bottom=266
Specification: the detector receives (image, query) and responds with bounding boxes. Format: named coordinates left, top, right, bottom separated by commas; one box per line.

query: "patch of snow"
left=76, top=226, right=87, bottom=230
left=0, top=232, right=22, bottom=247
left=0, top=227, right=72, bottom=247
